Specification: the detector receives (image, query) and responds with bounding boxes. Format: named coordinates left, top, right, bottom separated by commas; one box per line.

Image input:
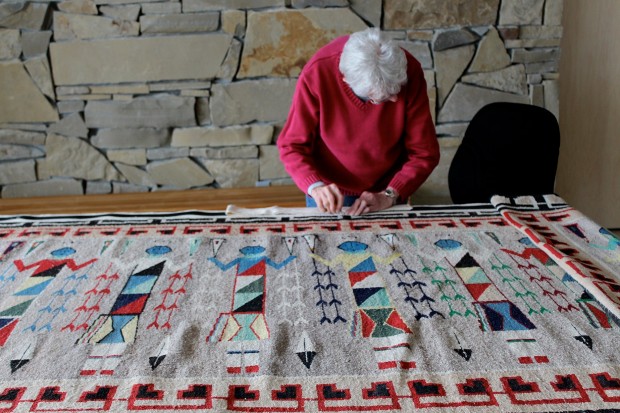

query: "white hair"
left=339, top=28, right=407, bottom=102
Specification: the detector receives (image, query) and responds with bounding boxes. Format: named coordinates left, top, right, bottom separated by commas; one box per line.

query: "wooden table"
left=0, top=186, right=306, bottom=215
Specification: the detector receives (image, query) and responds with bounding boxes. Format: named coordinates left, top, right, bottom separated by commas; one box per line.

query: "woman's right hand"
left=310, top=183, right=344, bottom=214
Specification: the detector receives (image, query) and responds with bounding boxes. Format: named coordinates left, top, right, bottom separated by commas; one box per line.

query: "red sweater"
left=277, top=36, right=439, bottom=200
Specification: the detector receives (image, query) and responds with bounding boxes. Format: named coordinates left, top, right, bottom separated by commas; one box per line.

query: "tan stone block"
left=99, top=5, right=140, bottom=20
left=530, top=84, right=544, bottom=107
left=53, top=12, right=139, bottom=41
left=142, top=2, right=182, bottom=14
left=56, top=86, right=90, bottom=95
left=0, top=3, right=49, bottom=30
left=190, top=146, right=258, bottom=159
left=427, top=87, right=436, bottom=125
left=433, top=28, right=479, bottom=52
left=291, top=0, right=348, bottom=7
left=24, top=56, right=55, bottom=100
left=47, top=112, right=89, bottom=138
left=107, top=149, right=147, bottom=165
left=0, top=29, right=21, bottom=60
left=435, top=45, right=475, bottom=106
left=116, top=163, right=156, bottom=186
left=423, top=70, right=435, bottom=88
left=90, top=84, right=149, bottom=94
left=85, top=95, right=196, bottom=128
left=218, top=37, right=242, bottom=80
left=46, top=134, right=121, bottom=181
left=462, top=64, right=528, bottom=95
left=222, top=9, right=246, bottom=37
left=435, top=123, right=468, bottom=138
left=2, top=179, right=83, bottom=198
left=147, top=147, right=189, bottom=160
left=398, top=41, right=432, bottom=69
left=180, top=90, right=210, bottom=97
left=512, top=48, right=560, bottom=64
left=112, top=182, right=150, bottom=193
left=57, top=100, right=86, bottom=114
left=183, top=0, right=284, bottom=12
left=146, top=158, right=214, bottom=189
left=92, top=128, right=170, bottom=149
left=350, top=0, right=381, bottom=27
left=36, top=159, right=51, bottom=180
left=210, top=79, right=296, bottom=126
left=520, top=25, right=563, bottom=39
left=252, top=125, right=274, bottom=145
left=93, top=0, right=162, bottom=4
left=0, top=61, right=58, bottom=123
left=172, top=125, right=273, bottom=147
left=149, top=81, right=211, bottom=91
left=408, top=30, right=434, bottom=42
left=140, top=12, right=218, bottom=34
left=0, top=124, right=47, bottom=132
left=22, top=31, right=52, bottom=58
left=0, top=160, right=37, bottom=185
left=544, top=0, right=563, bottom=26
left=505, top=39, right=561, bottom=48
left=259, top=145, right=288, bottom=180
left=438, top=83, right=529, bottom=123
left=543, top=79, right=559, bottom=120
left=50, top=34, right=232, bottom=85
left=238, top=9, right=366, bottom=78
left=384, top=0, right=499, bottom=30
left=0, top=129, right=46, bottom=145
left=202, top=159, right=259, bottom=188
left=56, top=94, right=112, bottom=101
left=196, top=97, right=211, bottom=126
left=469, top=28, right=511, bottom=73
left=86, top=181, right=112, bottom=194
left=57, top=0, right=98, bottom=15
left=499, top=0, right=544, bottom=25
left=499, top=27, right=520, bottom=41
left=525, top=61, right=558, bottom=74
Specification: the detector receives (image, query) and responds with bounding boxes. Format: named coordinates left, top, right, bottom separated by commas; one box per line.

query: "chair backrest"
left=448, top=102, right=560, bottom=204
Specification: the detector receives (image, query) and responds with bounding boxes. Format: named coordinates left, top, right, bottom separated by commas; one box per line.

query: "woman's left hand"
left=348, top=191, right=395, bottom=216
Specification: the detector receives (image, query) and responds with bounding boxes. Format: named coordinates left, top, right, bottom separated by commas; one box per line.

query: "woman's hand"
left=348, top=190, right=397, bottom=216
left=311, top=183, right=344, bottom=214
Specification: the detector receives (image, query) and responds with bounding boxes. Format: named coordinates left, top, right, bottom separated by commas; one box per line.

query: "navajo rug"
left=0, top=194, right=618, bottom=413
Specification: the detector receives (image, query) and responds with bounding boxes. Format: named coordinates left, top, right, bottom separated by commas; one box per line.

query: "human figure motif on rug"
left=448, top=251, right=552, bottom=365
left=310, top=240, right=416, bottom=371
left=77, top=260, right=167, bottom=376
left=0, top=247, right=97, bottom=347
left=207, top=243, right=296, bottom=374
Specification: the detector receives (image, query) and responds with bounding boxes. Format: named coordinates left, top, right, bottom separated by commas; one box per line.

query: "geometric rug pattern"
left=0, top=194, right=618, bottom=412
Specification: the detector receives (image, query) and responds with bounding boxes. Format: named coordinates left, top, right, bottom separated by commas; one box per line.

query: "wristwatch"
left=384, top=188, right=398, bottom=206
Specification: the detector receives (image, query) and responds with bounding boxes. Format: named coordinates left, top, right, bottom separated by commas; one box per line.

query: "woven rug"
left=0, top=194, right=619, bottom=412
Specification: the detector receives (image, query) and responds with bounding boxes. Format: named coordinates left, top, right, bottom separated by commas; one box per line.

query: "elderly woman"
left=277, top=28, right=439, bottom=215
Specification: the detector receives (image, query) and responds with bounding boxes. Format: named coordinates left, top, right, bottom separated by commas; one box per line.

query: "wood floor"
left=0, top=186, right=306, bottom=215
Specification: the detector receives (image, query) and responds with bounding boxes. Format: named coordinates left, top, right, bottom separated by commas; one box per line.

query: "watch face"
left=385, top=189, right=395, bottom=198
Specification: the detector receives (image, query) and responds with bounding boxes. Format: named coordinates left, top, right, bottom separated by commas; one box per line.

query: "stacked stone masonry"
left=0, top=0, right=563, bottom=203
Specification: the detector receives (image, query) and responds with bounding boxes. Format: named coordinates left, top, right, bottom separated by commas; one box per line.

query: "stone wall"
left=0, top=0, right=563, bottom=203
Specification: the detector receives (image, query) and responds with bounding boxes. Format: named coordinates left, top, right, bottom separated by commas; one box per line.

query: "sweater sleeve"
left=387, top=61, right=440, bottom=200
left=277, top=72, right=325, bottom=195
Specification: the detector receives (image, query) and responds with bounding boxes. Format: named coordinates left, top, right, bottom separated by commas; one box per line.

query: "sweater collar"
left=339, top=72, right=373, bottom=110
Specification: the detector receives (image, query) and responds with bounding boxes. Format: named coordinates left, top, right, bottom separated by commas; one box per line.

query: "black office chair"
left=448, top=102, right=560, bottom=204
